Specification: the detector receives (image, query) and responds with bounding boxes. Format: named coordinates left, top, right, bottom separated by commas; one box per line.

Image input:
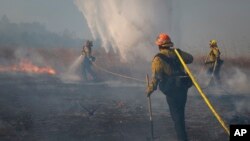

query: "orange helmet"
left=155, top=33, right=173, bottom=47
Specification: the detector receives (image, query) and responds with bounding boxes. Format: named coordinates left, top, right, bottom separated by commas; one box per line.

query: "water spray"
left=69, top=55, right=84, bottom=73
left=61, top=55, right=84, bottom=82
left=75, top=0, right=176, bottom=61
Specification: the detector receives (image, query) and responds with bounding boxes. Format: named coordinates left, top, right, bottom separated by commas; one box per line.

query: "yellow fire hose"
left=92, top=62, right=145, bottom=83
left=93, top=52, right=229, bottom=135
left=174, top=49, right=230, bottom=135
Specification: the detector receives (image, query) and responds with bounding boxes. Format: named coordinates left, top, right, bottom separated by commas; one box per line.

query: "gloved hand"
left=81, top=51, right=85, bottom=56
left=146, top=85, right=154, bottom=97
left=205, top=61, right=214, bottom=64
left=89, top=56, right=96, bottom=62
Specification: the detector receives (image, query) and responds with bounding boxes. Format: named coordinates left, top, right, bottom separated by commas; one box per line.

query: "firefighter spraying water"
left=203, top=40, right=224, bottom=87
left=62, top=40, right=98, bottom=82
left=81, top=40, right=97, bottom=81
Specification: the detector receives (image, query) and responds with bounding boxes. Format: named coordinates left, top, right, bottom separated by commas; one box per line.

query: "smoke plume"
left=75, top=0, right=179, bottom=61
left=225, top=67, right=250, bottom=94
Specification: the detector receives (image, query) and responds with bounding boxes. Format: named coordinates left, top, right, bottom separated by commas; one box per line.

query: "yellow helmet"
left=209, top=40, right=217, bottom=46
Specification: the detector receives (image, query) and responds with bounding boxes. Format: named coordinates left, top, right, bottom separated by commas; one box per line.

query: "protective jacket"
left=206, top=46, right=223, bottom=82
left=82, top=46, right=95, bottom=64
left=81, top=45, right=96, bottom=81
left=150, top=48, right=193, bottom=94
left=206, top=47, right=221, bottom=66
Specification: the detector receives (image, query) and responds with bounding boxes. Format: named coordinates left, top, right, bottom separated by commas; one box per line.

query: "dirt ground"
left=1, top=73, right=249, bottom=141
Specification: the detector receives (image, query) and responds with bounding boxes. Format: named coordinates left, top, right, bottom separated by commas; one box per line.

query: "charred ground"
left=0, top=47, right=249, bottom=141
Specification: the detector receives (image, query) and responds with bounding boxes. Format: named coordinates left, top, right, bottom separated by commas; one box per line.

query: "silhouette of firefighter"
left=81, top=40, right=97, bottom=81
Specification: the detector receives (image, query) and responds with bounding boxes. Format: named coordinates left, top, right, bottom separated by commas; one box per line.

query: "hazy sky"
left=181, top=0, right=250, bottom=52
left=0, top=0, right=250, bottom=56
left=0, top=0, right=91, bottom=39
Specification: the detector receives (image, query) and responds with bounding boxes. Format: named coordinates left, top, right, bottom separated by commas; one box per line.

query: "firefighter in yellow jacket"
left=205, top=40, right=223, bottom=83
left=146, top=33, right=193, bottom=141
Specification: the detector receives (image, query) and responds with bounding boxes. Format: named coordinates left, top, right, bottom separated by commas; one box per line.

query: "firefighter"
left=205, top=40, right=223, bottom=84
left=81, top=40, right=97, bottom=81
left=146, top=33, right=193, bottom=141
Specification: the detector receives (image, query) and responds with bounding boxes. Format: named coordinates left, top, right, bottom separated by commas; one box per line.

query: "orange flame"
left=0, top=59, right=56, bottom=75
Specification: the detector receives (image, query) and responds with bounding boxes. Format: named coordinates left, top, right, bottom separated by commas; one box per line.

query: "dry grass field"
left=0, top=47, right=249, bottom=141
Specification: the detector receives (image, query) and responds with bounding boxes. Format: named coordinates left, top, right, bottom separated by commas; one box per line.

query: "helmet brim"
left=155, top=41, right=173, bottom=47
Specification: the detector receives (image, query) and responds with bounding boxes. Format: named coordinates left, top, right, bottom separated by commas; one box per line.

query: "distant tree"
left=0, top=15, right=82, bottom=48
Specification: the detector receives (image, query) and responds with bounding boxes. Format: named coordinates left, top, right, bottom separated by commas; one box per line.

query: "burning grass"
left=0, top=59, right=56, bottom=75
left=0, top=46, right=249, bottom=80
left=0, top=46, right=249, bottom=141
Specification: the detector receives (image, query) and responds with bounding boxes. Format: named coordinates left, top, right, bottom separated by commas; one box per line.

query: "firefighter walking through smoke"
left=81, top=40, right=97, bottom=81
left=146, top=33, right=193, bottom=141
left=205, top=40, right=223, bottom=85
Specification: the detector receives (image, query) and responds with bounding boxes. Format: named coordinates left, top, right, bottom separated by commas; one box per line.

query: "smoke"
left=75, top=0, right=179, bottom=61
left=222, top=68, right=250, bottom=122
left=224, top=67, right=250, bottom=94
left=234, top=98, right=250, bottom=114
left=191, top=64, right=248, bottom=98
left=96, top=80, right=144, bottom=87
left=14, top=48, right=45, bottom=65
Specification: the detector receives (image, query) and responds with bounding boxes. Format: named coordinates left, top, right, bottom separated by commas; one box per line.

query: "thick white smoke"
left=75, top=0, right=179, bottom=61
left=225, top=68, right=250, bottom=94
